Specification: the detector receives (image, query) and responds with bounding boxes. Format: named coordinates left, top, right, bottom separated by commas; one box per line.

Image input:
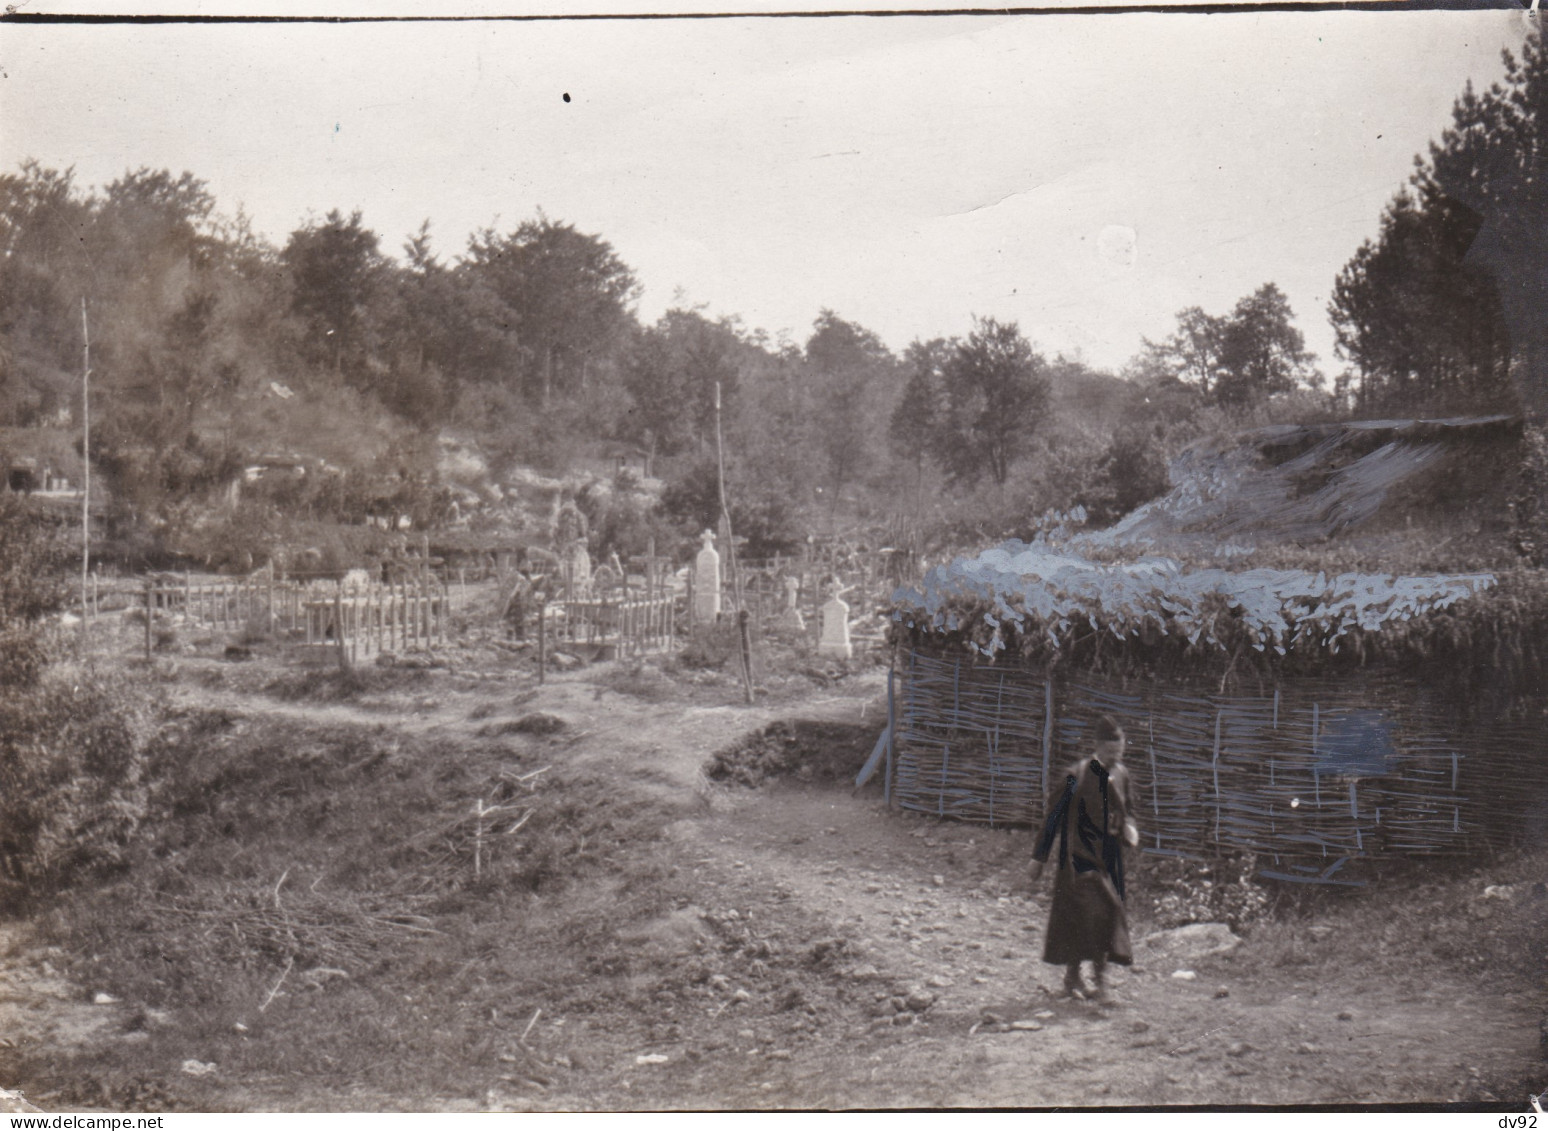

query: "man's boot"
left=1092, top=960, right=1109, bottom=1002
left=1063, top=963, right=1088, bottom=1000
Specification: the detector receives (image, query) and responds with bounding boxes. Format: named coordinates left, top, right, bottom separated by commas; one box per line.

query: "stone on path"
left=1139, top=923, right=1241, bottom=962
left=0, top=1088, right=40, bottom=1114
left=1010, top=1020, right=1044, bottom=1031
left=905, top=988, right=937, bottom=1012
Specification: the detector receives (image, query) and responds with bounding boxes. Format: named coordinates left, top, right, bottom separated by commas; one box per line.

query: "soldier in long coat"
left=1029, top=714, right=1140, bottom=1000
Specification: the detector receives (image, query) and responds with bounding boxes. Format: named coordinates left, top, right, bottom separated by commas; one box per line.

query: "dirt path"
left=659, top=786, right=1542, bottom=1108
left=421, top=664, right=1543, bottom=1109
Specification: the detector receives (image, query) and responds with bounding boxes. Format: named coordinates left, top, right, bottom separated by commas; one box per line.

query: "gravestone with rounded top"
left=778, top=574, right=806, bottom=631
left=818, top=592, right=852, bottom=659
left=562, top=540, right=591, bottom=595
left=693, top=530, right=721, bottom=624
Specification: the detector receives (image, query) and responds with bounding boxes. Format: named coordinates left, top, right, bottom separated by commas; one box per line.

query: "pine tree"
left=1329, top=27, right=1548, bottom=416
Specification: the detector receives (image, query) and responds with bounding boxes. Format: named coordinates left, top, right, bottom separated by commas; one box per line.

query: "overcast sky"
left=0, top=9, right=1532, bottom=373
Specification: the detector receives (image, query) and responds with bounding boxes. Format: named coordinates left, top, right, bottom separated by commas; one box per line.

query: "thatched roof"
left=890, top=539, right=1495, bottom=660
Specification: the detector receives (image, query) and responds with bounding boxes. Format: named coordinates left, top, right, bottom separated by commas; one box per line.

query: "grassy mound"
left=6, top=708, right=677, bottom=1110
left=704, top=720, right=876, bottom=788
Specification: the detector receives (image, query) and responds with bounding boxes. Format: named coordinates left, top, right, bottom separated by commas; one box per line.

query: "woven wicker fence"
left=890, top=648, right=1546, bottom=884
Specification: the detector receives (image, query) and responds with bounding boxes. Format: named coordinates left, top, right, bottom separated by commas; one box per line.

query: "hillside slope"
left=1098, top=416, right=1523, bottom=565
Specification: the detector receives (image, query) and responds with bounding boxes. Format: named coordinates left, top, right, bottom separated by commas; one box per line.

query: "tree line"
left=1, top=25, right=1543, bottom=561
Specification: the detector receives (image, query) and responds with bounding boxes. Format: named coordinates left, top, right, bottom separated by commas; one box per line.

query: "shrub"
left=0, top=674, right=157, bottom=906
left=659, top=458, right=801, bottom=558
left=0, top=497, right=159, bottom=904
left=1509, top=422, right=1548, bottom=565
left=0, top=493, right=73, bottom=687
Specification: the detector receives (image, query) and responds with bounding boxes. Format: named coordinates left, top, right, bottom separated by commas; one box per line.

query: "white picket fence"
left=131, top=575, right=449, bottom=664
left=301, top=580, right=450, bottom=664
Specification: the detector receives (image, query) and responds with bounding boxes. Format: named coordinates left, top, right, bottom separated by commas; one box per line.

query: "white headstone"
left=693, top=530, right=721, bottom=623
left=817, top=594, right=852, bottom=659
left=562, top=543, right=591, bottom=594
left=778, top=575, right=805, bottom=631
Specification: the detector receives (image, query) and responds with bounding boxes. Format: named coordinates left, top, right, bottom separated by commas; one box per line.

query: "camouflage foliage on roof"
left=890, top=539, right=1495, bottom=659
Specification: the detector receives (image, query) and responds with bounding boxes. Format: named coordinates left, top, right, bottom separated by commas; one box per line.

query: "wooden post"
left=267, top=571, right=275, bottom=636
left=884, top=662, right=895, bottom=806
left=988, top=671, right=1005, bottom=826
left=1351, top=779, right=1363, bottom=853
left=1448, top=751, right=1461, bottom=829
left=80, top=298, right=91, bottom=642
left=1041, top=677, right=1054, bottom=802
left=537, top=601, right=547, bottom=684
left=738, top=609, right=754, bottom=704
left=473, top=799, right=486, bottom=880
left=144, top=580, right=153, bottom=659
left=1212, top=709, right=1223, bottom=846
left=1148, top=711, right=1161, bottom=850
left=406, top=582, right=415, bottom=650
left=334, top=586, right=349, bottom=671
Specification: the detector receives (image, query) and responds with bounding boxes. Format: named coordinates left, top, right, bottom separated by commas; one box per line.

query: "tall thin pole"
left=713, top=381, right=744, bottom=613
left=80, top=298, right=91, bottom=633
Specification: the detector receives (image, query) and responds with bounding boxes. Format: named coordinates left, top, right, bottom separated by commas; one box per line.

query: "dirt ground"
left=1, top=607, right=1545, bottom=1112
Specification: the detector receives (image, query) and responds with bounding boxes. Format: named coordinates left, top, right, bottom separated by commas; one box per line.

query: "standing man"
left=1029, top=714, right=1141, bottom=1000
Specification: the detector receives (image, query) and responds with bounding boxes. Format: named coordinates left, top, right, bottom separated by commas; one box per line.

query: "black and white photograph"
left=1, top=1, right=1546, bottom=1113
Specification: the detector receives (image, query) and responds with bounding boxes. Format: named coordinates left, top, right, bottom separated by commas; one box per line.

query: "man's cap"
left=1095, top=714, right=1124, bottom=744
